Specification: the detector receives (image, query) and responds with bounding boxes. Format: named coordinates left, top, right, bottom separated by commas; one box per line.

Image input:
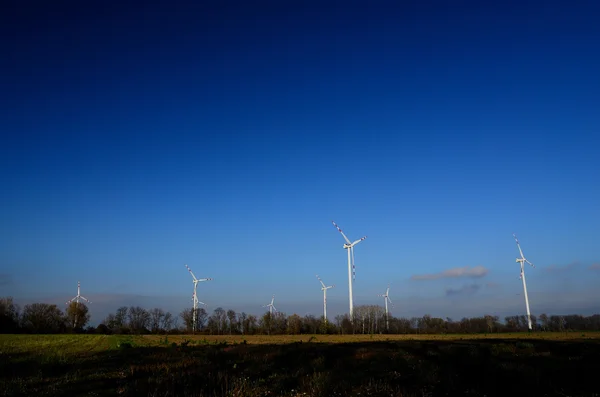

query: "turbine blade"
left=526, top=259, right=535, bottom=268
left=332, top=221, right=352, bottom=244
left=351, top=236, right=367, bottom=246
left=316, top=275, right=326, bottom=288
left=197, top=278, right=212, bottom=282
left=185, top=264, right=198, bottom=281
left=271, top=295, right=275, bottom=305
left=80, top=296, right=90, bottom=303
left=387, top=297, right=393, bottom=304
left=513, top=234, right=525, bottom=259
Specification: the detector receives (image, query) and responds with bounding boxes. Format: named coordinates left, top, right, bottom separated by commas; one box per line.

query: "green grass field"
left=2, top=333, right=599, bottom=396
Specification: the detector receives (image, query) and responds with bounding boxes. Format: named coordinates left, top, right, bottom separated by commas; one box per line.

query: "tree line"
left=2, top=297, right=600, bottom=334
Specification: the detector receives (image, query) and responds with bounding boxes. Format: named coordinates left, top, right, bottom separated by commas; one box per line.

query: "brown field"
left=2, top=333, right=600, bottom=396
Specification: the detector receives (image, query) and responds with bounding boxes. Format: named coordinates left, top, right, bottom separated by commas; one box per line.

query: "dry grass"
left=139, top=331, right=600, bottom=345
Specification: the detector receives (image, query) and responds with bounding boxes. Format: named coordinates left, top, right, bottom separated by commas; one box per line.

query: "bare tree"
left=161, top=312, right=173, bottom=332
left=246, top=314, right=258, bottom=335
left=238, top=312, right=247, bottom=334
left=128, top=306, right=150, bottom=333
left=226, top=309, right=237, bottom=334
left=66, top=302, right=90, bottom=331
left=21, top=303, right=66, bottom=333
left=149, top=308, right=165, bottom=333
left=114, top=306, right=128, bottom=331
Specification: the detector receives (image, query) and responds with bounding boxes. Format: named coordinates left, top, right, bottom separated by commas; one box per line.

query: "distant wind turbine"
left=66, top=281, right=91, bottom=306
left=513, top=233, right=535, bottom=331
left=332, top=221, right=367, bottom=320
left=263, top=295, right=277, bottom=315
left=66, top=281, right=91, bottom=328
left=378, top=284, right=393, bottom=331
left=185, top=264, right=212, bottom=333
left=316, top=275, right=334, bottom=322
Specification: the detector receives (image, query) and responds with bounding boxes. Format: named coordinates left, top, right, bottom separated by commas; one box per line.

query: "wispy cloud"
left=485, top=282, right=499, bottom=289
left=446, top=284, right=480, bottom=297
left=411, top=266, right=488, bottom=281
left=544, top=261, right=579, bottom=272
left=0, top=274, right=13, bottom=287
left=589, top=263, right=600, bottom=270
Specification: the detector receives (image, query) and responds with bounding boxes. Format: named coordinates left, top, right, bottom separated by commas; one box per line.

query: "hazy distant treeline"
left=2, top=297, right=600, bottom=334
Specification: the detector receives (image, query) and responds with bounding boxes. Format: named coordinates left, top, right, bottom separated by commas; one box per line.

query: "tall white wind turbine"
left=332, top=221, right=367, bottom=320
left=185, top=264, right=212, bottom=332
left=66, top=281, right=91, bottom=328
left=66, top=281, right=91, bottom=306
left=513, top=233, right=535, bottom=331
left=378, top=284, right=393, bottom=331
left=316, top=275, right=334, bottom=322
left=263, top=295, right=277, bottom=315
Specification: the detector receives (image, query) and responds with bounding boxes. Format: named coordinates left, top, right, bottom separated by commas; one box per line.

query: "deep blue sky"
left=1, top=0, right=599, bottom=324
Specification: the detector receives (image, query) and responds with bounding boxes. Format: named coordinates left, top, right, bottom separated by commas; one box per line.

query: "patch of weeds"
left=516, top=341, right=534, bottom=349
left=490, top=343, right=516, bottom=356
left=311, top=355, right=326, bottom=371
left=117, top=341, right=133, bottom=350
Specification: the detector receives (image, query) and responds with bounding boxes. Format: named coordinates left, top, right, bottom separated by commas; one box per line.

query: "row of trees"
left=0, top=297, right=90, bottom=333
left=3, top=297, right=600, bottom=334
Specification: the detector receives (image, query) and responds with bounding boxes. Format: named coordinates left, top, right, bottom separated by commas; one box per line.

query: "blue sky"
left=1, top=1, right=599, bottom=324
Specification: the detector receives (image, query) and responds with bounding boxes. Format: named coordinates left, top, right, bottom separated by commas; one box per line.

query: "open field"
left=2, top=333, right=600, bottom=396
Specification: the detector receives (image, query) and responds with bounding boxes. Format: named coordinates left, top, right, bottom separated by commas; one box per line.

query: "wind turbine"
left=378, top=284, right=393, bottom=331
left=262, top=295, right=277, bottom=315
left=66, top=281, right=90, bottom=328
left=332, top=221, right=367, bottom=320
left=66, top=281, right=91, bottom=306
left=316, top=275, right=334, bottom=322
left=513, top=233, right=535, bottom=331
left=185, top=264, right=212, bottom=333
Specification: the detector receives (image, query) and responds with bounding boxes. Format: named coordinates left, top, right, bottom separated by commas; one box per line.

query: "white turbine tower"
left=378, top=284, right=393, bottom=331
left=185, top=264, right=212, bottom=333
left=316, top=275, right=334, bottom=322
left=263, top=295, right=277, bottom=315
left=332, top=221, right=366, bottom=320
left=513, top=233, right=535, bottom=331
left=66, top=281, right=91, bottom=328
